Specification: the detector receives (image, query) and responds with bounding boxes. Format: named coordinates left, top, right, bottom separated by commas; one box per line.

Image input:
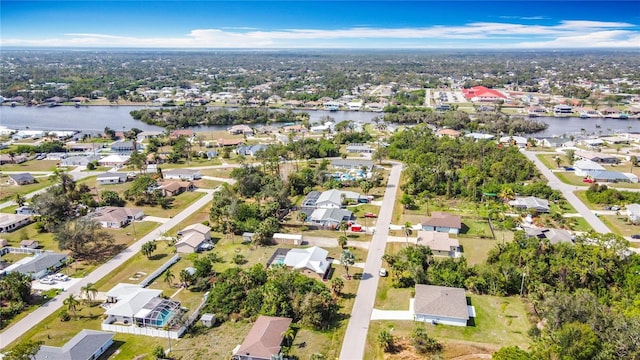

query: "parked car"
left=583, top=178, right=594, bottom=183
left=39, top=277, right=56, bottom=285
left=631, top=234, right=640, bottom=239
left=363, top=213, right=377, bottom=218
left=379, top=268, right=388, bottom=277
left=610, top=206, right=620, bottom=211
left=53, top=273, right=70, bottom=281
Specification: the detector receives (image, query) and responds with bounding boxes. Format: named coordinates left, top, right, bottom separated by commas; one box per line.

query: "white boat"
left=553, top=105, right=573, bottom=117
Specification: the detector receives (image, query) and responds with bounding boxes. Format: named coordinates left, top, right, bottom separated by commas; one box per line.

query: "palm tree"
left=14, top=193, right=26, bottom=207
left=141, top=240, right=157, bottom=259
left=281, top=327, right=296, bottom=348
left=340, top=249, right=355, bottom=280
left=179, top=269, right=192, bottom=288
left=403, top=222, right=413, bottom=244
left=338, top=235, right=348, bottom=249
left=330, top=277, right=344, bottom=296
left=63, top=294, right=80, bottom=319
left=163, top=269, right=175, bottom=286
left=80, top=282, right=98, bottom=304
left=337, top=221, right=349, bottom=237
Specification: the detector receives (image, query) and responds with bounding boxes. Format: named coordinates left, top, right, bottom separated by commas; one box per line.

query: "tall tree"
left=340, top=249, right=355, bottom=280
left=63, top=294, right=80, bottom=319
left=141, top=241, right=157, bottom=259
left=80, top=282, right=98, bottom=304
left=163, top=269, right=175, bottom=286
left=54, top=219, right=114, bottom=259
left=5, top=340, right=42, bottom=360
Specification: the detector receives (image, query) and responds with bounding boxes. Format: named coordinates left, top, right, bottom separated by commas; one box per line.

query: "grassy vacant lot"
left=0, top=159, right=59, bottom=172
left=0, top=177, right=54, bottom=202
left=365, top=295, right=531, bottom=359
left=199, top=167, right=236, bottom=179
left=574, top=190, right=598, bottom=210
left=600, top=215, right=640, bottom=238
left=459, top=237, right=501, bottom=265
left=138, top=191, right=205, bottom=218
left=537, top=153, right=563, bottom=170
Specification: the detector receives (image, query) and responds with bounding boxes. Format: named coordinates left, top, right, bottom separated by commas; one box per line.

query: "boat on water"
left=323, top=101, right=340, bottom=111
left=553, top=104, right=573, bottom=117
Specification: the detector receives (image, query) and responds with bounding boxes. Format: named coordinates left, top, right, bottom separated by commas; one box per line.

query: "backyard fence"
left=139, top=254, right=180, bottom=287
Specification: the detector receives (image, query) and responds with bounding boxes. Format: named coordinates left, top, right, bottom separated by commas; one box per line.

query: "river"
left=0, top=105, right=636, bottom=137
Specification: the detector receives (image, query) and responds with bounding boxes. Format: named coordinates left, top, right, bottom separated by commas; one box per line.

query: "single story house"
left=216, top=138, right=245, bottom=147
left=414, top=285, right=472, bottom=327
left=164, top=169, right=201, bottom=181
left=436, top=129, right=462, bottom=138
left=525, top=228, right=574, bottom=245
left=97, top=172, right=128, bottom=185
left=330, top=159, right=374, bottom=172
left=236, top=144, right=268, bottom=157
left=573, top=159, right=605, bottom=177
left=228, top=124, right=254, bottom=135
left=61, top=155, right=102, bottom=167
left=66, top=143, right=103, bottom=153
left=98, top=154, right=130, bottom=167
left=88, top=207, right=144, bottom=228
left=315, top=189, right=362, bottom=209
left=499, top=136, right=528, bottom=148
left=136, top=131, right=164, bottom=141
left=34, top=330, right=114, bottom=360
left=232, top=316, right=292, bottom=360
left=0, top=154, right=28, bottom=165
left=575, top=150, right=619, bottom=164
left=509, top=196, right=550, bottom=213
left=626, top=204, right=640, bottom=224
left=103, top=285, right=181, bottom=329
left=16, top=206, right=36, bottom=215
left=8, top=173, right=35, bottom=186
left=20, top=240, right=38, bottom=249
left=175, top=223, right=212, bottom=253
left=421, top=212, right=462, bottom=234
left=346, top=143, right=374, bottom=153
left=272, top=233, right=303, bottom=245
left=6, top=252, right=67, bottom=279
left=587, top=170, right=631, bottom=183
left=0, top=213, right=32, bottom=233
left=169, top=129, right=195, bottom=139
left=416, top=231, right=461, bottom=258
left=158, top=181, right=194, bottom=197
left=283, top=246, right=330, bottom=278
left=309, top=208, right=354, bottom=228
left=111, top=141, right=140, bottom=154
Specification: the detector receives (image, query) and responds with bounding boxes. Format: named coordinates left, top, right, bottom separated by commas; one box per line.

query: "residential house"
left=575, top=150, right=619, bottom=164
left=309, top=208, right=354, bottom=228
left=272, top=233, right=303, bottom=245
left=626, top=204, right=640, bottom=224
left=346, top=143, right=374, bottom=153
left=421, top=212, right=462, bottom=234
left=525, top=228, right=574, bottom=245
left=0, top=213, right=32, bottom=233
left=416, top=231, right=461, bottom=258
left=102, top=285, right=181, bottom=329
left=216, top=138, right=245, bottom=147
left=314, top=189, right=362, bottom=209
left=34, top=330, right=114, bottom=360
left=228, top=124, right=254, bottom=135
left=20, top=240, right=38, bottom=249
left=330, top=159, right=374, bottom=171
left=61, top=155, right=102, bottom=167
left=136, top=131, right=164, bottom=141
left=66, top=142, right=103, bottom=153
left=499, top=136, right=528, bottom=148
left=6, top=252, right=67, bottom=279
left=0, top=154, right=28, bottom=165
left=15, top=206, right=35, bottom=215
left=98, top=154, right=130, bottom=167
left=587, top=170, right=631, bottom=183
left=509, top=196, right=550, bottom=213
left=283, top=246, right=330, bottom=278
left=236, top=144, right=268, bottom=157
left=97, top=172, right=128, bottom=185
left=573, top=159, right=605, bottom=177
left=8, top=173, right=35, bottom=186
left=175, top=223, right=211, bottom=254
left=169, top=129, right=195, bottom=139
left=158, top=181, right=193, bottom=197
left=436, top=129, right=462, bottom=138
left=414, top=285, right=472, bottom=327
left=232, top=316, right=293, bottom=360
left=536, top=137, right=565, bottom=148
left=88, top=207, right=144, bottom=228
left=164, top=169, right=201, bottom=181
left=111, top=141, right=140, bottom=154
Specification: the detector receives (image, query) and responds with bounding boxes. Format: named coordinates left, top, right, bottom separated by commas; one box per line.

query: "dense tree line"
left=204, top=264, right=339, bottom=330
left=10, top=141, right=66, bottom=155
left=383, top=109, right=547, bottom=134
left=130, top=107, right=305, bottom=128
left=586, top=183, right=640, bottom=207
left=388, top=125, right=538, bottom=199
left=0, top=273, right=32, bottom=329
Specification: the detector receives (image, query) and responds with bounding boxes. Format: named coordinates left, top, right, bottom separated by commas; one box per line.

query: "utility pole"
left=520, top=272, right=527, bottom=296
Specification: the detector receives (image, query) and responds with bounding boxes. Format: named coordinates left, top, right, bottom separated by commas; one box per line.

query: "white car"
left=53, top=273, right=70, bottom=281
left=379, top=268, right=388, bottom=277
left=39, top=277, right=56, bottom=285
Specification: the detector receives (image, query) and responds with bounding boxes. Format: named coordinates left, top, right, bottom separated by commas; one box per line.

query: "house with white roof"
left=509, top=196, right=550, bottom=213
left=314, top=189, right=362, bottom=209
left=416, top=231, right=461, bottom=258
left=573, top=159, right=605, bottom=177
left=0, top=213, right=32, bottom=233
left=98, top=154, right=130, bottom=167
left=283, top=246, right=330, bottom=278
left=164, top=169, right=201, bottom=181
left=97, top=172, right=128, bottom=185
left=626, top=204, right=640, bottom=224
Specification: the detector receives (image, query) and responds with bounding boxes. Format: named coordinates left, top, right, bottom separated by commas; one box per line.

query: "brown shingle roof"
left=416, top=231, right=459, bottom=252
left=235, top=316, right=292, bottom=359
left=414, top=285, right=469, bottom=320
left=421, top=212, right=462, bottom=229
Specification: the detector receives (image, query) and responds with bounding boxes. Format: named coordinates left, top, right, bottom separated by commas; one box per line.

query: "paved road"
left=339, top=162, right=402, bottom=360
left=0, top=189, right=215, bottom=349
left=523, top=150, right=611, bottom=234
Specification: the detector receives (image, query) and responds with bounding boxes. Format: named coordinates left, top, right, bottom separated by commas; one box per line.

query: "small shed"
left=201, top=313, right=216, bottom=327
left=242, top=232, right=255, bottom=243
left=272, top=233, right=303, bottom=245
left=0, top=239, right=8, bottom=247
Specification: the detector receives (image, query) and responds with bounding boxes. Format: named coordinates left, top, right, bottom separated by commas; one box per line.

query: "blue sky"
left=1, top=1, right=639, bottom=48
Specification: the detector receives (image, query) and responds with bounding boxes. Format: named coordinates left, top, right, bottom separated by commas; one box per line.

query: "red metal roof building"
left=461, top=86, right=507, bottom=102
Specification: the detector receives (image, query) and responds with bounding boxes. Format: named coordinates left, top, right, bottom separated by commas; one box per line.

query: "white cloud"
left=1, top=20, right=638, bottom=48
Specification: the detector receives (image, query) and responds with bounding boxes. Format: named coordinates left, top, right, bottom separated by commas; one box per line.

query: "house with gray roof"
left=8, top=173, right=35, bottom=186
left=330, top=159, right=374, bottom=171
left=509, top=196, right=550, bottom=213
left=34, top=329, right=114, bottom=360
left=346, top=143, right=374, bottom=154
left=61, top=155, right=102, bottom=167
left=414, top=285, right=472, bottom=327
left=525, top=228, right=574, bottom=245
left=314, top=189, right=362, bottom=209
left=586, top=170, right=631, bottom=183
left=10, top=252, right=67, bottom=279
left=110, top=140, right=141, bottom=154
left=309, top=208, right=354, bottom=228
left=236, top=144, right=268, bottom=157
left=97, top=172, right=128, bottom=185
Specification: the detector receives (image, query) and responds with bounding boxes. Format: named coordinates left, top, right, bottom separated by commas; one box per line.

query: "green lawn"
left=199, top=167, right=236, bottom=179
left=0, top=178, right=55, bottom=202
left=536, top=154, right=563, bottom=170
left=0, top=160, right=59, bottom=172
left=138, top=191, right=205, bottom=218
left=574, top=190, right=598, bottom=210
left=600, top=215, right=640, bottom=238
left=365, top=295, right=531, bottom=359
left=459, top=237, right=502, bottom=265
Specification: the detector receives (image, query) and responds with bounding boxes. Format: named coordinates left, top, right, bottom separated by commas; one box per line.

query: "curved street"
left=339, top=162, right=402, bottom=360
